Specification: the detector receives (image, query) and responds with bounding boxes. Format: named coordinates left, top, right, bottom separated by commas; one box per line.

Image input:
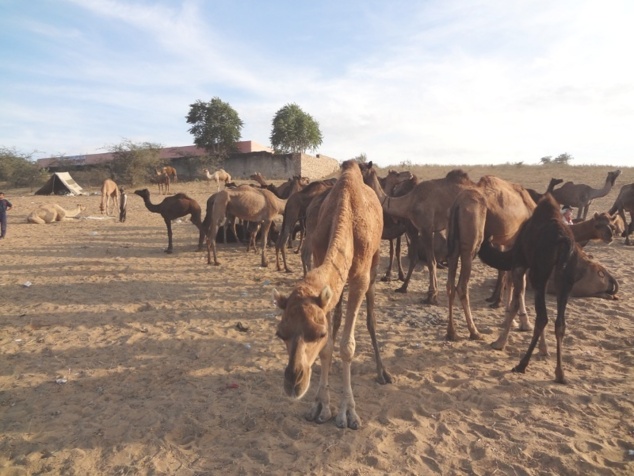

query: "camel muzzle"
left=284, top=365, right=310, bottom=399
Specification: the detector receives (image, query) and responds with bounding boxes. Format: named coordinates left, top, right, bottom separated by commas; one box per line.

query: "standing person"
left=119, top=187, right=127, bottom=223
left=562, top=205, right=574, bottom=225
left=0, top=192, right=13, bottom=239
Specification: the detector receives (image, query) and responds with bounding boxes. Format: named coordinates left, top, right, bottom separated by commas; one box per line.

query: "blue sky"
left=1, top=0, right=633, bottom=167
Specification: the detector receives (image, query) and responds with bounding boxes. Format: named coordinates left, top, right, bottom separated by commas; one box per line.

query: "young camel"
left=99, top=179, right=120, bottom=216
left=152, top=170, right=170, bottom=195
left=203, top=168, right=231, bottom=191
left=478, top=195, right=618, bottom=383
left=162, top=166, right=177, bottom=183
left=206, top=186, right=286, bottom=267
left=27, top=204, right=86, bottom=224
left=362, top=164, right=476, bottom=304
left=273, top=160, right=392, bottom=430
left=551, top=170, right=621, bottom=220
left=446, top=176, right=536, bottom=340
left=608, top=183, right=634, bottom=245
left=134, top=189, right=202, bottom=253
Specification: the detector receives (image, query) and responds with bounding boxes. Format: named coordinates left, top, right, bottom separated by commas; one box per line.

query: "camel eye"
left=598, top=271, right=605, bottom=278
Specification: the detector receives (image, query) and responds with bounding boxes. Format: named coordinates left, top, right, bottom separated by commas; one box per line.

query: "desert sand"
left=1, top=164, right=633, bottom=475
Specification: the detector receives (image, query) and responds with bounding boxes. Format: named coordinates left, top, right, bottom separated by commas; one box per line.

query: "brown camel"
left=27, top=204, right=86, bottom=224
left=152, top=170, right=170, bottom=195
left=569, top=211, right=621, bottom=247
left=608, top=183, right=634, bottom=245
left=99, top=179, right=120, bottom=216
left=134, top=189, right=202, bottom=253
left=363, top=164, right=476, bottom=304
left=275, top=178, right=337, bottom=272
left=478, top=195, right=618, bottom=383
left=526, top=177, right=563, bottom=204
left=551, top=170, right=621, bottom=220
left=162, top=166, right=178, bottom=182
left=250, top=172, right=309, bottom=199
left=203, top=168, right=231, bottom=191
left=273, top=160, right=392, bottom=430
left=446, top=176, right=536, bottom=340
left=206, top=186, right=286, bottom=267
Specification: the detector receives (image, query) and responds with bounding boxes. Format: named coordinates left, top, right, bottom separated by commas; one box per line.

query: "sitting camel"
left=27, top=204, right=86, bottom=224
left=162, top=166, right=177, bottom=183
left=203, top=168, right=231, bottom=191
left=608, top=183, right=634, bottom=245
left=206, top=186, right=286, bottom=267
left=134, top=189, right=202, bottom=253
left=99, top=179, right=120, bottom=216
left=273, top=159, right=392, bottom=430
left=478, top=195, right=618, bottom=383
left=569, top=211, right=621, bottom=247
left=551, top=170, right=621, bottom=220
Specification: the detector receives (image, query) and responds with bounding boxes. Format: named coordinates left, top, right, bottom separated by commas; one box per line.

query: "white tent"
left=35, top=172, right=85, bottom=196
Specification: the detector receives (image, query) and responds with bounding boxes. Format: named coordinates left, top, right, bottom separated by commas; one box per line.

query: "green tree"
left=554, top=153, right=573, bottom=165
left=0, top=147, right=46, bottom=188
left=270, top=103, right=323, bottom=154
left=186, top=97, right=243, bottom=159
left=107, top=139, right=163, bottom=186
left=540, top=156, right=552, bottom=164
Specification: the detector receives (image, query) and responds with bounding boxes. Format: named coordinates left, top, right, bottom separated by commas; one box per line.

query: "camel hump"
left=446, top=169, right=470, bottom=182
left=173, top=193, right=190, bottom=199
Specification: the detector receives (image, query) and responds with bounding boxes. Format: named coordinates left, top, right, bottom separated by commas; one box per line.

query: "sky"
left=1, top=0, right=634, bottom=167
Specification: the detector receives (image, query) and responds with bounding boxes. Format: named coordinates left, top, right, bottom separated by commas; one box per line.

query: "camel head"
left=608, top=170, right=621, bottom=186
left=383, top=169, right=414, bottom=194
left=134, top=189, right=150, bottom=199
left=273, top=286, right=332, bottom=399
left=590, top=212, right=620, bottom=244
left=571, top=250, right=619, bottom=300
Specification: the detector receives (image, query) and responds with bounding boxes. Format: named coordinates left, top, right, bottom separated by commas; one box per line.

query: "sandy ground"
left=1, top=167, right=634, bottom=475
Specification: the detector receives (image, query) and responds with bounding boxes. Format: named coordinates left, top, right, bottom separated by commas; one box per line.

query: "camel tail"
left=447, top=204, right=460, bottom=256
left=477, top=240, right=514, bottom=271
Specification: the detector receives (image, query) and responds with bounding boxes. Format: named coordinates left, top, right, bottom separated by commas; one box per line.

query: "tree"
left=554, top=153, right=573, bottom=165
left=0, top=147, right=46, bottom=188
left=107, top=139, right=163, bottom=186
left=186, top=97, right=243, bottom=159
left=270, top=103, right=323, bottom=154
left=540, top=156, right=552, bottom=165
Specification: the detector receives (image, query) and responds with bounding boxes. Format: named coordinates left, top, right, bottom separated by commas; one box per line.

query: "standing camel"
left=134, top=189, right=202, bottom=253
left=99, top=179, right=120, bottom=216
left=608, top=183, right=634, bottom=245
left=250, top=172, right=310, bottom=199
left=362, top=164, right=476, bottom=304
left=551, top=170, right=621, bottom=220
left=273, top=160, right=392, bottom=430
left=162, top=166, right=177, bottom=183
left=526, top=177, right=563, bottom=204
left=203, top=168, right=231, bottom=191
left=206, top=186, right=286, bottom=267
left=445, top=176, right=536, bottom=340
left=478, top=195, right=617, bottom=383
left=152, top=170, right=170, bottom=195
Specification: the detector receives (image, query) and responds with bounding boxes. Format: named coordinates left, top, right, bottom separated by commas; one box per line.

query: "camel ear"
left=368, top=161, right=373, bottom=168
left=317, top=286, right=334, bottom=309
left=594, top=212, right=599, bottom=219
left=273, top=289, right=287, bottom=310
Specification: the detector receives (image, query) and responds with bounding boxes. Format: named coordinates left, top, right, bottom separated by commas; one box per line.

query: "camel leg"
left=260, top=221, right=272, bottom=267
left=164, top=218, right=174, bottom=254
left=305, top=323, right=334, bottom=424
left=421, top=231, right=439, bottom=305
left=335, top=278, right=366, bottom=430
left=294, top=218, right=305, bottom=254
left=206, top=223, right=220, bottom=265
left=366, top=256, right=392, bottom=385
left=381, top=239, right=396, bottom=282
left=516, top=273, right=532, bottom=332
left=395, top=235, right=405, bottom=281
left=491, top=268, right=526, bottom=350
left=513, top=283, right=549, bottom=376
left=486, top=270, right=504, bottom=307
left=446, top=252, right=460, bottom=341
left=395, top=236, right=418, bottom=293
left=455, top=252, right=483, bottom=340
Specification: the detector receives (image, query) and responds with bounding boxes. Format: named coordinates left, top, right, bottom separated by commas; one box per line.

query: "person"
left=0, top=192, right=13, bottom=239
left=562, top=205, right=574, bottom=225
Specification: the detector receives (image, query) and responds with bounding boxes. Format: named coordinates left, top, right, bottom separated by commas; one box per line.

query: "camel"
left=526, top=177, right=563, bottom=204
left=27, top=204, right=86, bottom=224
left=119, top=187, right=127, bottom=223
left=551, top=170, right=621, bottom=220
left=134, top=189, right=202, bottom=253
left=205, top=186, right=286, bottom=267
left=250, top=172, right=310, bottom=199
left=478, top=195, right=618, bottom=383
left=446, top=176, right=536, bottom=340
left=275, top=178, right=337, bottom=272
left=99, top=179, right=120, bottom=216
left=203, top=168, right=231, bottom=191
left=152, top=170, right=170, bottom=195
left=569, top=211, right=621, bottom=247
left=362, top=164, right=476, bottom=304
left=273, top=160, right=392, bottom=430
left=608, top=183, right=634, bottom=245
left=162, top=166, right=177, bottom=182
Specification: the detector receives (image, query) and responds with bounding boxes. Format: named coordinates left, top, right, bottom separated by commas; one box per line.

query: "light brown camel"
left=250, top=172, right=310, bottom=199
left=273, top=159, right=392, bottom=430
left=206, top=186, right=286, bottom=267
left=446, top=176, right=536, bottom=340
left=608, top=183, right=634, bottom=245
left=162, top=166, right=177, bottom=182
left=27, top=204, right=86, bottom=224
left=478, top=195, right=618, bottom=383
left=134, top=189, right=202, bottom=253
left=551, top=170, right=621, bottom=220
left=99, top=179, right=120, bottom=216
left=362, top=164, right=476, bottom=304
left=569, top=211, right=621, bottom=247
left=152, top=170, right=170, bottom=195
left=203, top=168, right=231, bottom=191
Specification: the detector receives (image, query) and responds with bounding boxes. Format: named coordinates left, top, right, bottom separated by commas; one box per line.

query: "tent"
left=35, top=172, right=85, bottom=196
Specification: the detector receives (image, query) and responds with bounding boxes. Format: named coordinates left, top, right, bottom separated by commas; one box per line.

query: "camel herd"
left=23, top=162, right=634, bottom=429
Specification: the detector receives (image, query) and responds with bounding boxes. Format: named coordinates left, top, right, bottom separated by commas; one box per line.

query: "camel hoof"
left=511, top=365, right=526, bottom=374
left=469, top=332, right=484, bottom=341
left=285, top=268, right=293, bottom=273
left=380, top=276, right=392, bottom=282
left=445, top=332, right=457, bottom=342
left=377, top=369, right=393, bottom=385
left=423, top=296, right=439, bottom=306
left=490, top=340, right=506, bottom=351
left=164, top=249, right=173, bottom=254
left=394, top=286, right=407, bottom=294
left=488, top=301, right=501, bottom=309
